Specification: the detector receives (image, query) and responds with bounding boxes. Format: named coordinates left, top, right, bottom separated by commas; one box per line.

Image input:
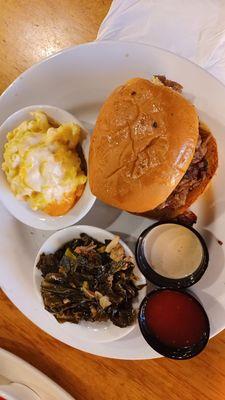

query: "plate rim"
left=2, top=39, right=225, bottom=101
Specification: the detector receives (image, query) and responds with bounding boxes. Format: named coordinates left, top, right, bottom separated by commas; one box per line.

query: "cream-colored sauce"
left=144, top=224, right=203, bottom=279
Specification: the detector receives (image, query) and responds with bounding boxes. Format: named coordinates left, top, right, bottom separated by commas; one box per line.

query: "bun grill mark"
left=125, top=136, right=169, bottom=179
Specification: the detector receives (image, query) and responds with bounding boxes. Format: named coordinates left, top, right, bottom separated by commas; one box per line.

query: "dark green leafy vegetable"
left=37, top=233, right=143, bottom=328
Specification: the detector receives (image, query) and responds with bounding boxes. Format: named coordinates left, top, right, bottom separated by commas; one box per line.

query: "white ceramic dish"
left=0, top=41, right=225, bottom=359
left=0, top=348, right=74, bottom=400
left=33, top=225, right=146, bottom=343
left=0, top=105, right=95, bottom=230
left=0, top=382, right=40, bottom=400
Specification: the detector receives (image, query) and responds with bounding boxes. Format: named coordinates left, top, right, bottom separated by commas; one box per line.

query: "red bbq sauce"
left=145, top=289, right=208, bottom=347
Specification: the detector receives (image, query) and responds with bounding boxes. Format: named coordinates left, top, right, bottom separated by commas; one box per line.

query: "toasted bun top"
left=89, top=78, right=199, bottom=212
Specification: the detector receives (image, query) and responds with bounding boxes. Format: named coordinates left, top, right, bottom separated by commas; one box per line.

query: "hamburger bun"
left=89, top=78, right=199, bottom=212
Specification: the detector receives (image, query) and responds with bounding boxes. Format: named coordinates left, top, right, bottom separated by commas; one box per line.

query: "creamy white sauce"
left=144, top=224, right=203, bottom=279
left=25, top=147, right=68, bottom=202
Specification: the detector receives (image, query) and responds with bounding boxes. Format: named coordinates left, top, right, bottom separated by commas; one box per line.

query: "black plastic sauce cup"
left=138, top=288, right=210, bottom=360
left=135, top=222, right=209, bottom=289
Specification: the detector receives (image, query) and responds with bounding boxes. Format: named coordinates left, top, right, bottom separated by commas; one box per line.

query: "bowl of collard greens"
left=33, top=225, right=146, bottom=343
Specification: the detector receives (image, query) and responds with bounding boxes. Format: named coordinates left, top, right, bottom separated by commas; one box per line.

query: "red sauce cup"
left=138, top=288, right=210, bottom=360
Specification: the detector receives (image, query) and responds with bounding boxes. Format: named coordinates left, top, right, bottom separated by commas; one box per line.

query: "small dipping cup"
left=135, top=222, right=209, bottom=289
left=138, top=288, right=210, bottom=360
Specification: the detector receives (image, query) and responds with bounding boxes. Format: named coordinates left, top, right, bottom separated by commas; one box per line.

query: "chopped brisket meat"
left=171, top=211, right=197, bottom=226
left=157, top=127, right=209, bottom=211
left=155, top=75, right=183, bottom=93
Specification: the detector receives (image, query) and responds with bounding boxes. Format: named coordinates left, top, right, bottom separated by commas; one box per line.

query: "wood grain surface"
left=0, top=1, right=225, bottom=399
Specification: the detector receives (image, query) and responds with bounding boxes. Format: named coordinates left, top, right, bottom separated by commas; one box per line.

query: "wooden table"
left=0, top=1, right=225, bottom=399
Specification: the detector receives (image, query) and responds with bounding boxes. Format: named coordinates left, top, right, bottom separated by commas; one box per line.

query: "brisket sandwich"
left=89, top=76, right=218, bottom=219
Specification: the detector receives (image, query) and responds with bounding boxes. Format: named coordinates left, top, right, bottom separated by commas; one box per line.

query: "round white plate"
left=0, top=41, right=225, bottom=360
left=33, top=225, right=146, bottom=343
left=0, top=348, right=74, bottom=399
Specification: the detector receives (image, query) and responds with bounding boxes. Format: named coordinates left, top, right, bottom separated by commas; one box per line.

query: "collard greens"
left=37, top=233, right=144, bottom=328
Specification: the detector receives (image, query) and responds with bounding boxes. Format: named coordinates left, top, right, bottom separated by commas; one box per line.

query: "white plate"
left=33, top=225, right=146, bottom=343
left=0, top=105, right=95, bottom=230
left=0, top=348, right=74, bottom=399
left=0, top=41, right=225, bottom=360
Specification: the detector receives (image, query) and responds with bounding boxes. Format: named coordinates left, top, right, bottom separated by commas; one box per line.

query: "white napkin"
left=97, top=0, right=225, bottom=84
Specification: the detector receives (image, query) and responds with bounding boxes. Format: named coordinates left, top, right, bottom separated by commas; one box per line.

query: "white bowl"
left=0, top=105, right=95, bottom=230
left=0, top=383, right=40, bottom=400
left=33, top=225, right=147, bottom=343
